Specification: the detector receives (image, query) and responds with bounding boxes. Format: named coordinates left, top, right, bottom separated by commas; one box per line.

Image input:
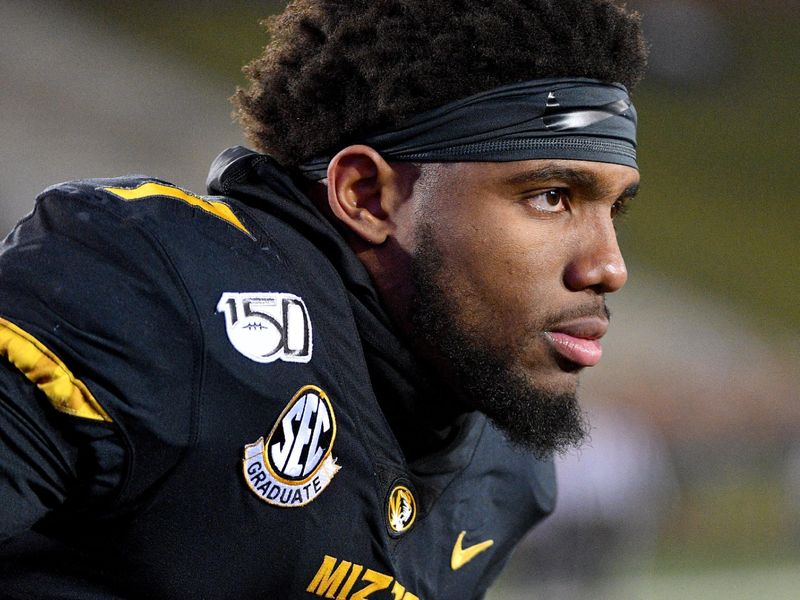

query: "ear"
left=326, top=145, right=405, bottom=245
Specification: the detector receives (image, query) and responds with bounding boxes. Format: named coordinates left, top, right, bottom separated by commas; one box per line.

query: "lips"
left=544, top=317, right=608, bottom=368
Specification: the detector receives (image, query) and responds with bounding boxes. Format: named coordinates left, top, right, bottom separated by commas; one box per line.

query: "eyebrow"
left=621, top=182, right=640, bottom=199
left=502, top=165, right=639, bottom=200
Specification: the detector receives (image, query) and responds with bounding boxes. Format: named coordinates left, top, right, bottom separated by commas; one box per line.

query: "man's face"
left=407, top=159, right=639, bottom=456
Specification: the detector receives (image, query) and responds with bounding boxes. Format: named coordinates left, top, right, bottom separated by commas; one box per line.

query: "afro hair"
left=234, top=0, right=647, bottom=167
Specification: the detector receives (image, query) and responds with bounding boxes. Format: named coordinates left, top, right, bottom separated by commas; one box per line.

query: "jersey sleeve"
left=0, top=180, right=201, bottom=525
left=0, top=358, right=73, bottom=540
left=0, top=357, right=124, bottom=541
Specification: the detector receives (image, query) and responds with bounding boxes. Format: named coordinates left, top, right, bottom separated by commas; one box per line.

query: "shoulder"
left=0, top=177, right=215, bottom=499
left=30, top=175, right=253, bottom=240
left=0, top=176, right=208, bottom=335
left=0, top=174, right=262, bottom=341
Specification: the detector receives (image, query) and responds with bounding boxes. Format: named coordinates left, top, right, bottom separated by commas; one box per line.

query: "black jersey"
left=0, top=147, right=555, bottom=599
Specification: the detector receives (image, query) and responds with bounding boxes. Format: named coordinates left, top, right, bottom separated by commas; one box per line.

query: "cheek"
left=438, top=219, right=565, bottom=325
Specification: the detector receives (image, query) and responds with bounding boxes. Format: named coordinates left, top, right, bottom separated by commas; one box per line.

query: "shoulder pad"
left=40, top=176, right=252, bottom=239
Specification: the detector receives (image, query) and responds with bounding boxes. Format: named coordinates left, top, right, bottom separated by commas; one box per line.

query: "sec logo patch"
left=243, top=385, right=340, bottom=507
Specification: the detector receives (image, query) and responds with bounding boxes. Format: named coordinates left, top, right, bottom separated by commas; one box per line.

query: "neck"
left=299, top=175, right=468, bottom=459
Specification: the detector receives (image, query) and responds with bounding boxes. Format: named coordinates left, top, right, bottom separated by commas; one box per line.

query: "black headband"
left=299, top=78, right=638, bottom=180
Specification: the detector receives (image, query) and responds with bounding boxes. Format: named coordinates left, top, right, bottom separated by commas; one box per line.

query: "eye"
left=610, top=197, right=630, bottom=219
left=527, top=189, right=569, bottom=213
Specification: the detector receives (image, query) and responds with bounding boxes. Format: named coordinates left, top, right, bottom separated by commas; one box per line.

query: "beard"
left=409, top=225, right=589, bottom=459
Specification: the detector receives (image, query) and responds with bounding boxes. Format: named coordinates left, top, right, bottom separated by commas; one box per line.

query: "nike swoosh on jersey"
left=450, top=530, right=494, bottom=571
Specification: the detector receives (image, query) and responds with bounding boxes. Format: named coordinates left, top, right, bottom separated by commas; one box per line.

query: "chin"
left=520, top=363, right=581, bottom=397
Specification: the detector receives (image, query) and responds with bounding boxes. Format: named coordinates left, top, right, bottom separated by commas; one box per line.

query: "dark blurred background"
left=1, top=1, right=798, bottom=597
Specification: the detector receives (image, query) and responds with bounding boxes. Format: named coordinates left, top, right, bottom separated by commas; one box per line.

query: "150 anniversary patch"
left=218, top=292, right=312, bottom=363
left=243, top=385, right=340, bottom=507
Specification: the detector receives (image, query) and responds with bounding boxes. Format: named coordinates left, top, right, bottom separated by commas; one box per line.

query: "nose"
left=563, top=220, right=628, bottom=294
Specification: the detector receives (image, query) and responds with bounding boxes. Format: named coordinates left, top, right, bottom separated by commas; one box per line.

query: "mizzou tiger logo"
left=387, top=484, right=416, bottom=535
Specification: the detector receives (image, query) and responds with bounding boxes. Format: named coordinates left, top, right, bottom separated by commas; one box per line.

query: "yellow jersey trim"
left=103, top=182, right=251, bottom=236
left=0, top=318, right=112, bottom=423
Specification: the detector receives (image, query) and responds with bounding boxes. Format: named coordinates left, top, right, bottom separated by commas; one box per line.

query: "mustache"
left=538, top=299, right=610, bottom=331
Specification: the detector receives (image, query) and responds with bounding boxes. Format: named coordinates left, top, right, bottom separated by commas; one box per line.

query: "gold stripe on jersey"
left=0, top=318, right=112, bottom=422
left=103, top=181, right=251, bottom=236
